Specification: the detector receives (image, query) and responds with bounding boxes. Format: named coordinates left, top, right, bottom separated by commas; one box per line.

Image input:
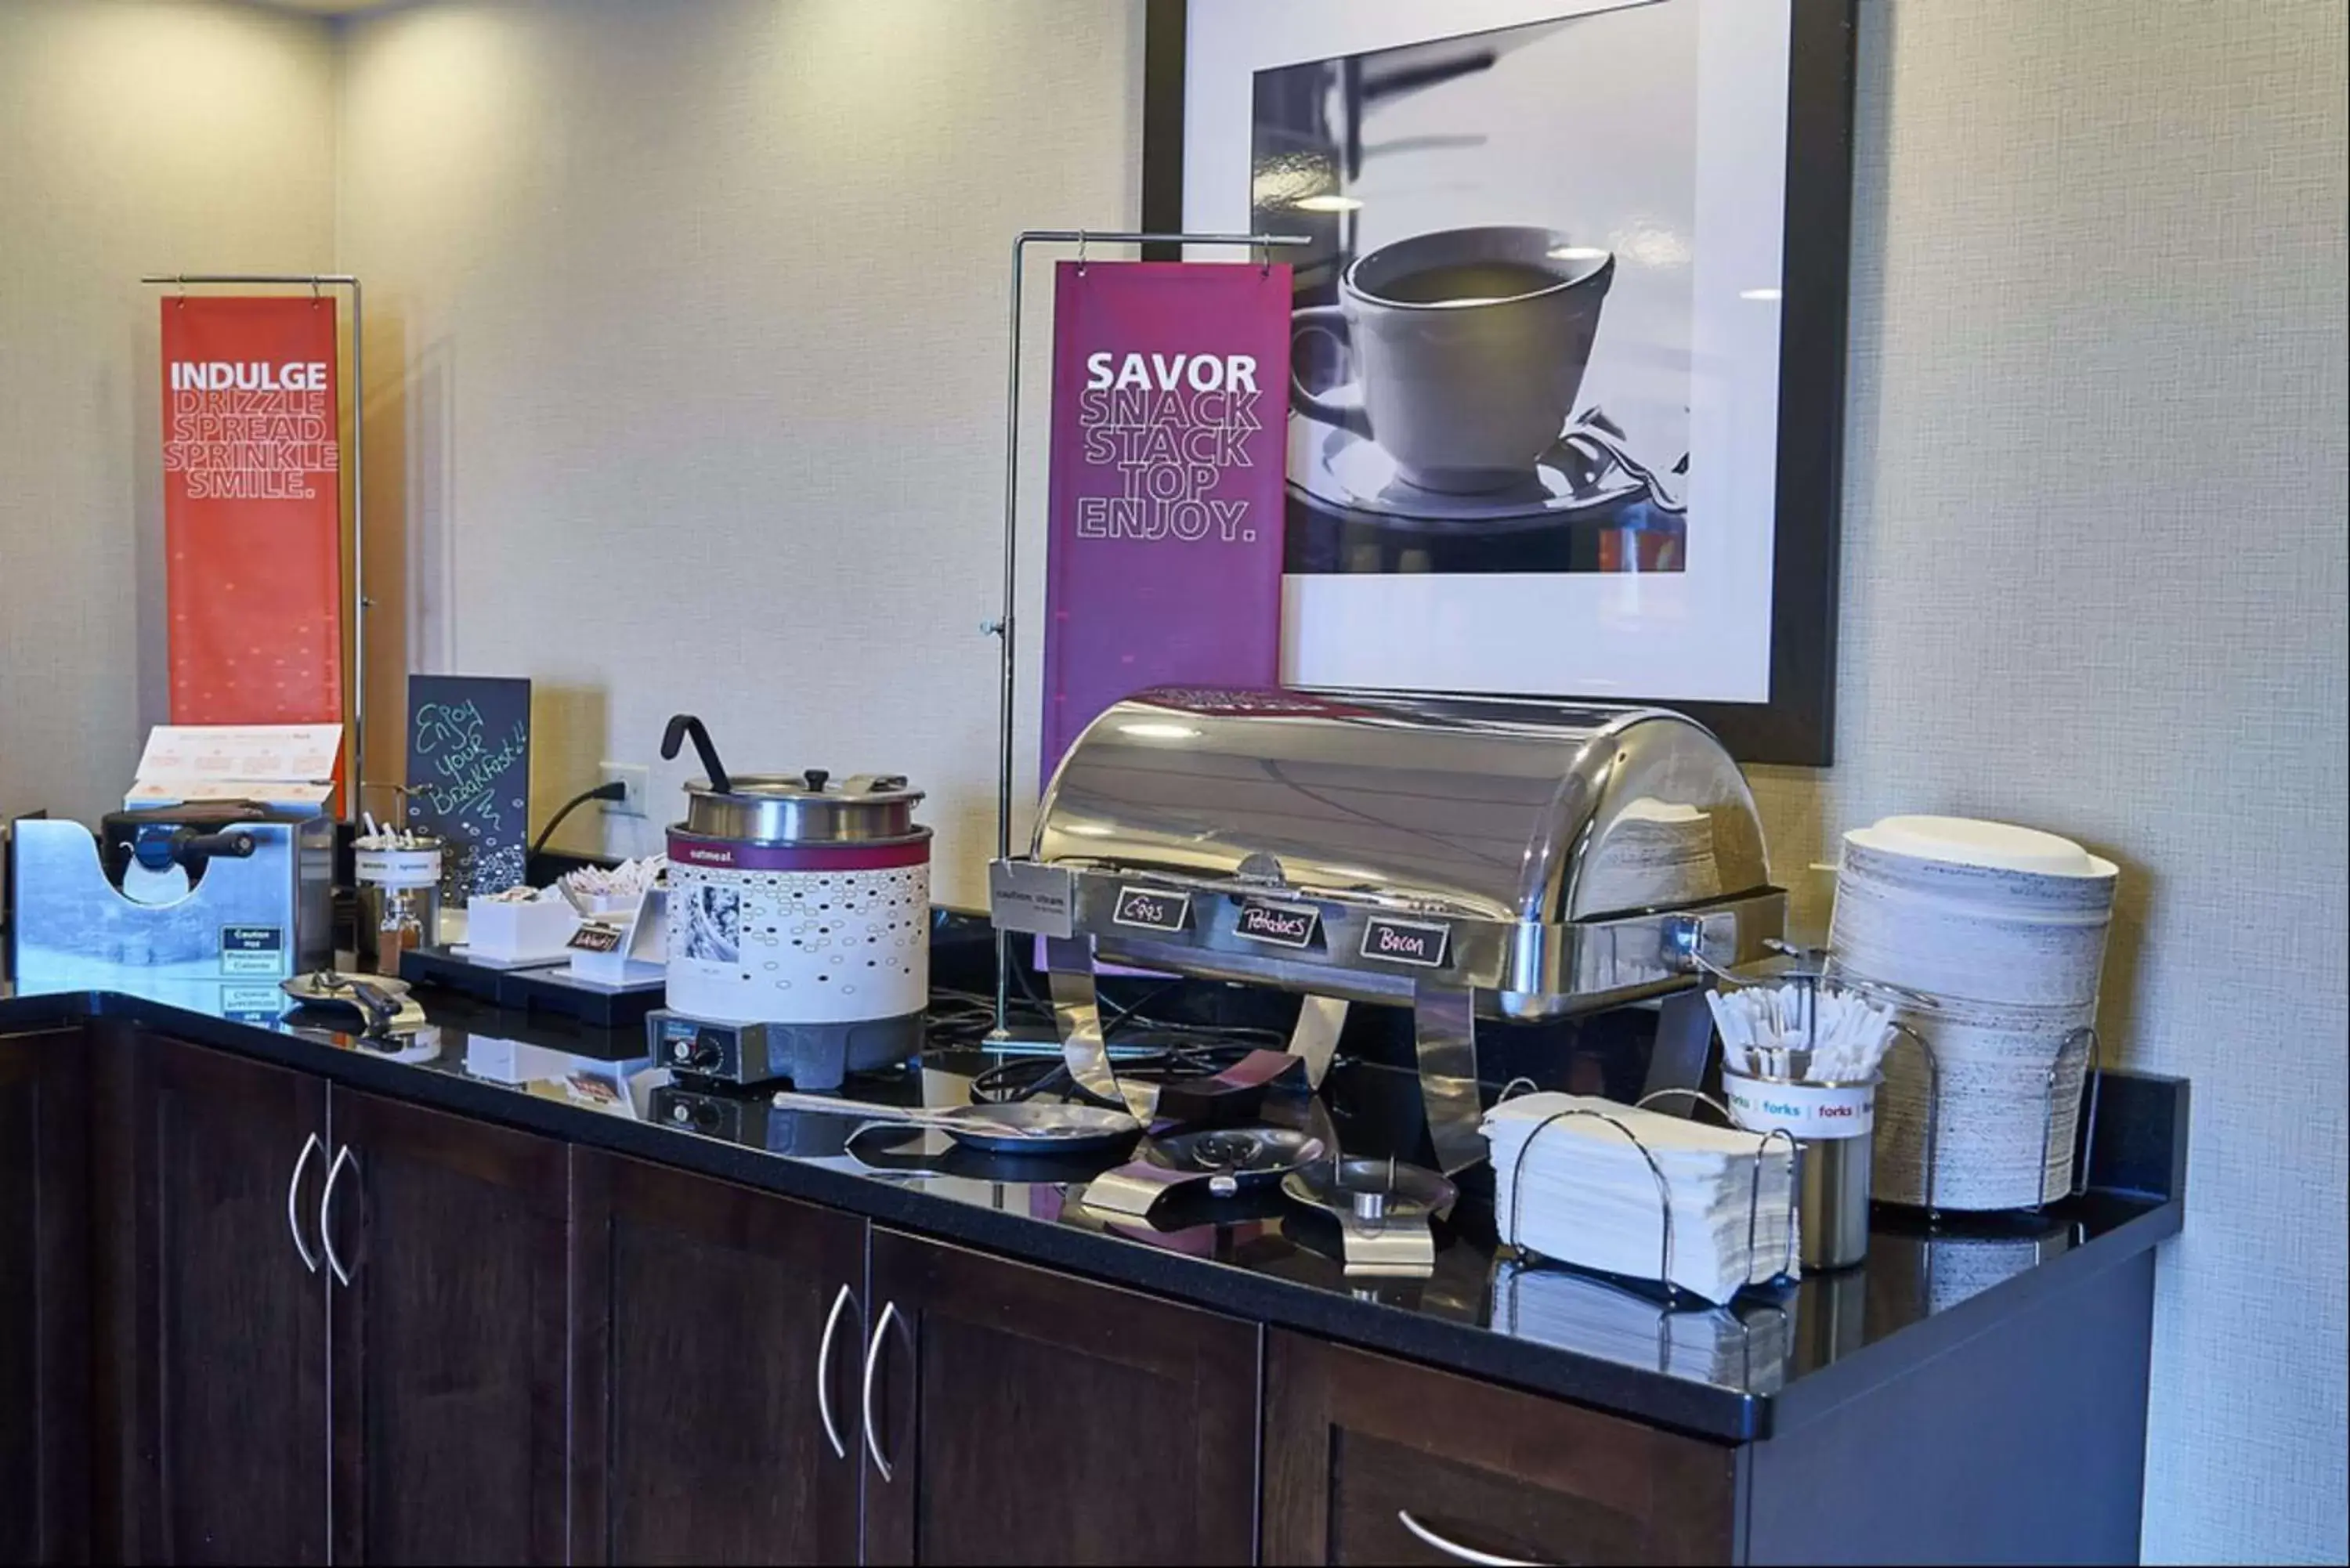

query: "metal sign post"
left=985, top=230, right=1309, bottom=1040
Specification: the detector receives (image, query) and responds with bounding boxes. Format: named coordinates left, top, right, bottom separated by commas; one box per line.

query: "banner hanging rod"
left=142, top=273, right=360, bottom=287
left=1010, top=230, right=1307, bottom=251
left=140, top=273, right=368, bottom=797
left=986, top=227, right=1312, bottom=1039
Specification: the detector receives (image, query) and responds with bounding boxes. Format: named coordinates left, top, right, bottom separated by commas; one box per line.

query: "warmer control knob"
left=668, top=1034, right=724, bottom=1072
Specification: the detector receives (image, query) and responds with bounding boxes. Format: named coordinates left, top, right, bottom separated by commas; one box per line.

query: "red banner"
left=161, top=297, right=344, bottom=726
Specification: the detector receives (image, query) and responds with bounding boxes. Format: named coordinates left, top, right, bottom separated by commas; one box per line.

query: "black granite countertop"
left=0, top=971, right=2186, bottom=1446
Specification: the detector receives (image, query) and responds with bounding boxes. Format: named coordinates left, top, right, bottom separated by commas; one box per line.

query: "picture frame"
left=1144, top=0, right=1856, bottom=765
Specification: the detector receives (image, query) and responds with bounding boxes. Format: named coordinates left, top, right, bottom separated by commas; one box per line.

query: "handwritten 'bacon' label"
left=1360, top=916, right=1451, bottom=969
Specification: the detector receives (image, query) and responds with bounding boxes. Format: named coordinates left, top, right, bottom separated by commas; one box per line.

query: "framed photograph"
left=1145, top=0, right=1855, bottom=764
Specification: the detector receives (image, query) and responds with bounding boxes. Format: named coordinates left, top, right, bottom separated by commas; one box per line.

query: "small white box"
left=464, top=898, right=580, bottom=963
left=573, top=891, right=642, bottom=919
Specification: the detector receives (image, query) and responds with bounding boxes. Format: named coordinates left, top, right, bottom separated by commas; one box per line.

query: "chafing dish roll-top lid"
left=1032, top=688, right=1768, bottom=923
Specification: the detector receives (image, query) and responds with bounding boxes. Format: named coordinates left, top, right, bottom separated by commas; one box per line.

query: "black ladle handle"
left=346, top=981, right=401, bottom=1036
left=660, top=714, right=732, bottom=794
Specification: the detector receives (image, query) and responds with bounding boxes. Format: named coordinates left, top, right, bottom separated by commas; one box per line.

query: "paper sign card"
left=126, top=723, right=345, bottom=812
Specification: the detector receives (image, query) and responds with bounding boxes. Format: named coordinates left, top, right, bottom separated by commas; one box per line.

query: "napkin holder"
left=1490, top=1088, right=1800, bottom=1307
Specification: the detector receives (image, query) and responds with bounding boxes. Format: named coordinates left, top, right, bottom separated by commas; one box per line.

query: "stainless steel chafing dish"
left=989, top=688, right=1785, bottom=1172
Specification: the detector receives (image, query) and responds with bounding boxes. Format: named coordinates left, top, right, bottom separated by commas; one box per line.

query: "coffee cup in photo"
left=1290, top=225, right=1614, bottom=495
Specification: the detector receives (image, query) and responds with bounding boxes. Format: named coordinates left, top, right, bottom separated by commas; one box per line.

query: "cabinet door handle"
left=860, top=1301, right=900, bottom=1483
left=319, top=1143, right=359, bottom=1288
left=815, top=1284, right=856, bottom=1461
left=286, top=1133, right=323, bottom=1273
left=1397, top=1512, right=1549, bottom=1567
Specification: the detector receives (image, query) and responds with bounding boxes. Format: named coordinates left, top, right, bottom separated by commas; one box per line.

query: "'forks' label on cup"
left=1723, top=1073, right=1877, bottom=1140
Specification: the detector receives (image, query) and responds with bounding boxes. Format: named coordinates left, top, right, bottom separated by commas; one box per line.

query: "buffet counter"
left=1, top=966, right=2182, bottom=1564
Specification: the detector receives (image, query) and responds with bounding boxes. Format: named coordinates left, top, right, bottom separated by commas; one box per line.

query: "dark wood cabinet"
left=568, top=1151, right=867, bottom=1566
left=1262, top=1331, right=1737, bottom=1566
left=861, top=1228, right=1260, bottom=1568
left=92, top=1029, right=330, bottom=1566
left=16, top=1012, right=2153, bottom=1568
left=323, top=1088, right=572, bottom=1565
left=0, top=1029, right=89, bottom=1566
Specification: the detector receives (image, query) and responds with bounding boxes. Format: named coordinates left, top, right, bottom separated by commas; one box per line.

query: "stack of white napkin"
left=1491, top=1261, right=1794, bottom=1393
left=1484, top=1093, right=1800, bottom=1303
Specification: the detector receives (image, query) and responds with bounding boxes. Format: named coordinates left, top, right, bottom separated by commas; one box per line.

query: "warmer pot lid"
left=677, top=771, right=927, bottom=847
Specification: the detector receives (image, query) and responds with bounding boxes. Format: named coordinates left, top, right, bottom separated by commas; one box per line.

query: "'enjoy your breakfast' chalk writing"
left=411, top=701, right=527, bottom=831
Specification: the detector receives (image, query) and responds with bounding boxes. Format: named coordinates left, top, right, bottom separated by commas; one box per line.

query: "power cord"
left=530, top=780, right=629, bottom=859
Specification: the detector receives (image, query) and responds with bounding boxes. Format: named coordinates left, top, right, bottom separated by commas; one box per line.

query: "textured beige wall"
left=0, top=0, right=338, bottom=824
left=334, top=0, right=1146, bottom=896
left=328, top=2, right=2348, bottom=1559
left=1, top=0, right=2338, bottom=1559
left=1756, top=4, right=2348, bottom=1563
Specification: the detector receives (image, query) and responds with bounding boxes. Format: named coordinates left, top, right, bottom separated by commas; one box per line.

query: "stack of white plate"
left=1827, top=815, right=2118, bottom=1210
left=1576, top=798, right=1723, bottom=915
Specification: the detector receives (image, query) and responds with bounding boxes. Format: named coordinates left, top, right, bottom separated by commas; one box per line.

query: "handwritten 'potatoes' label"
left=1234, top=899, right=1320, bottom=949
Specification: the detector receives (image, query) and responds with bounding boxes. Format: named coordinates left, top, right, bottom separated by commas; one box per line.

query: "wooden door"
left=862, top=1229, right=1260, bottom=1567
left=92, top=1029, right=330, bottom=1565
left=568, top=1151, right=867, bottom=1565
left=0, top=1028, right=90, bottom=1565
left=324, top=1087, right=570, bottom=1565
left=1261, top=1331, right=1737, bottom=1566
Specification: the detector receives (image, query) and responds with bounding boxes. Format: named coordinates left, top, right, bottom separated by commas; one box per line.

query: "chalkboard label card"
left=405, top=675, right=532, bottom=905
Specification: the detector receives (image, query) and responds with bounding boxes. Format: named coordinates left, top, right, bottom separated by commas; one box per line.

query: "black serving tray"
left=400, top=944, right=664, bottom=1031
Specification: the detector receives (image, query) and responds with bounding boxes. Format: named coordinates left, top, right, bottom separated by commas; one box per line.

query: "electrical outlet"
left=600, top=763, right=649, bottom=818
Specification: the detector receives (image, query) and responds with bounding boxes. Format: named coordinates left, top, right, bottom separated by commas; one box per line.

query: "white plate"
left=1848, top=815, right=2115, bottom=879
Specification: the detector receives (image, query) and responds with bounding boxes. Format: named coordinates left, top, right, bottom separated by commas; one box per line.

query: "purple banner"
left=1040, top=260, right=1292, bottom=779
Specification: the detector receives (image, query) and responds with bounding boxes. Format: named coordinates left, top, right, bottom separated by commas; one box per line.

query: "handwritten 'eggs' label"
left=1112, top=885, right=1190, bottom=934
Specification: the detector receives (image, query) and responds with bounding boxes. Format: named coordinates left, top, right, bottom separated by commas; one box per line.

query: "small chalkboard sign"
left=405, top=675, right=531, bottom=905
